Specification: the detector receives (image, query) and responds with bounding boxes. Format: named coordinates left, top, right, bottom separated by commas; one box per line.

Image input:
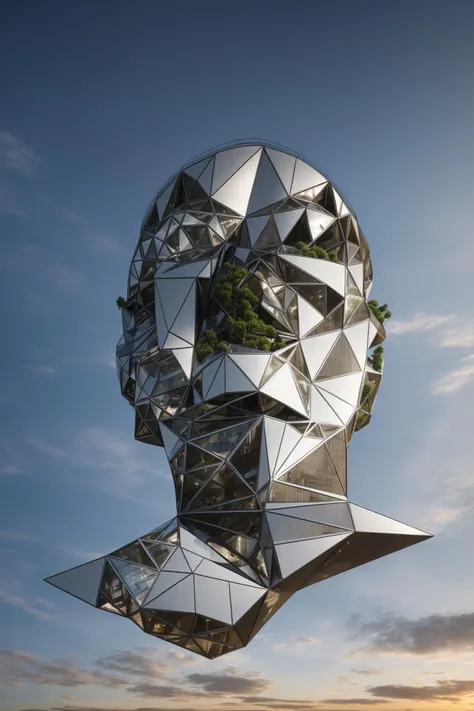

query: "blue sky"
left=1, top=1, right=474, bottom=709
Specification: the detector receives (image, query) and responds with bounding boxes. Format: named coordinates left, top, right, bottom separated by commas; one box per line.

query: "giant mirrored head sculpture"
left=46, top=142, right=431, bottom=659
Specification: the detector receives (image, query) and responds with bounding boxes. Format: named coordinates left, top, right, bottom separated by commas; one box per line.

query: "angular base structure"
left=45, top=141, right=432, bottom=658
left=46, top=502, right=431, bottom=659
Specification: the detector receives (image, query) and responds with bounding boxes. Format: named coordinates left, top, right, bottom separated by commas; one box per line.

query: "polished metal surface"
left=45, top=142, right=432, bottom=659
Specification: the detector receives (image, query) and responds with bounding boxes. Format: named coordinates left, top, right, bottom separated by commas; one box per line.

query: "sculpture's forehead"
left=155, top=144, right=334, bottom=215
left=128, top=143, right=373, bottom=297
left=141, top=145, right=355, bottom=242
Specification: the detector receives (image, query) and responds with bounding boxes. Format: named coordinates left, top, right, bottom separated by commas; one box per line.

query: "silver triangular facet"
left=225, top=358, right=256, bottom=393
left=276, top=436, right=323, bottom=476
left=274, top=209, right=304, bottom=241
left=275, top=425, right=302, bottom=473
left=266, top=148, right=296, bottom=193
left=145, top=573, right=194, bottom=612
left=246, top=215, right=270, bottom=246
left=144, top=571, right=189, bottom=606
left=301, top=332, right=340, bottom=380
left=306, top=208, right=336, bottom=241
left=228, top=354, right=270, bottom=388
left=162, top=548, right=192, bottom=574
left=159, top=423, right=181, bottom=458
left=195, top=576, right=232, bottom=623
left=184, top=156, right=212, bottom=181
left=349, top=505, right=432, bottom=537
left=173, top=347, right=194, bottom=379
left=309, top=386, right=344, bottom=426
left=317, top=390, right=355, bottom=425
left=275, top=533, right=350, bottom=577
left=157, top=181, right=175, bottom=219
left=212, top=146, right=261, bottom=193
left=317, top=372, right=363, bottom=407
left=291, top=160, right=327, bottom=195
left=247, top=152, right=287, bottom=213
left=156, top=278, right=194, bottom=328
left=264, top=417, right=286, bottom=475
left=213, top=151, right=261, bottom=215
left=343, top=322, right=370, bottom=370
left=297, top=295, right=324, bottom=337
left=230, top=583, right=266, bottom=624
left=45, top=558, right=105, bottom=606
left=349, top=264, right=364, bottom=295
left=261, top=363, right=307, bottom=416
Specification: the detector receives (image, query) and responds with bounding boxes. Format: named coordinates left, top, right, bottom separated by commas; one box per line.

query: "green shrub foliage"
left=369, top=345, right=384, bottom=372
left=196, top=263, right=287, bottom=361
left=361, top=380, right=376, bottom=403
left=356, top=380, right=377, bottom=431
left=116, top=296, right=127, bottom=309
left=356, top=410, right=369, bottom=429
left=296, top=242, right=339, bottom=262
left=368, top=299, right=392, bottom=323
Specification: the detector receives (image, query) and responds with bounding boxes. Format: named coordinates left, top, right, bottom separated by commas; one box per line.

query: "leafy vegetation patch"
left=369, top=345, right=384, bottom=372
left=360, top=380, right=376, bottom=403
left=296, top=241, right=339, bottom=262
left=196, top=263, right=287, bottom=361
left=368, top=299, right=391, bottom=323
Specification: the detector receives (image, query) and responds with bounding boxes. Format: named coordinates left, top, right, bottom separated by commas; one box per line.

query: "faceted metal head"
left=45, top=143, right=431, bottom=661
left=116, top=143, right=387, bottom=503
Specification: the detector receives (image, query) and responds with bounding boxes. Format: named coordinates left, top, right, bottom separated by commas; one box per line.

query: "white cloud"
left=57, top=546, right=107, bottom=561
left=48, top=263, right=85, bottom=293
left=1, top=245, right=85, bottom=302
left=0, top=552, right=53, bottom=621
left=296, top=636, right=322, bottom=645
left=389, top=313, right=474, bottom=350
left=27, top=426, right=164, bottom=501
left=273, top=635, right=323, bottom=655
left=0, top=130, right=38, bottom=216
left=0, top=176, right=26, bottom=215
left=25, top=365, right=56, bottom=376
left=388, top=314, right=474, bottom=397
left=0, top=589, right=52, bottom=620
left=27, top=438, right=68, bottom=459
left=431, top=355, right=474, bottom=395
left=439, top=326, right=474, bottom=348
left=99, top=353, right=117, bottom=369
left=0, top=529, right=37, bottom=542
left=89, top=232, right=126, bottom=255
left=399, top=393, right=474, bottom=535
left=1, top=465, right=23, bottom=475
left=0, top=440, right=26, bottom=475
left=388, top=313, right=454, bottom=335
left=0, top=128, right=39, bottom=175
left=56, top=207, right=83, bottom=223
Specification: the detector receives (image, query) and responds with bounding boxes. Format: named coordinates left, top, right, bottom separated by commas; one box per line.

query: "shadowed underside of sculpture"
left=45, top=141, right=432, bottom=658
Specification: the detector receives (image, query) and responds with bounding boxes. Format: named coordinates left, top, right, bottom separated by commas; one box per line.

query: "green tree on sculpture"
left=360, top=380, right=376, bottom=404
left=368, top=300, right=392, bottom=323
left=296, top=241, right=339, bottom=262
left=196, top=263, right=287, bottom=361
left=369, top=345, right=384, bottom=372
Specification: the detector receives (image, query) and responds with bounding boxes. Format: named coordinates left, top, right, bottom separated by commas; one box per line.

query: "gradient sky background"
left=1, top=1, right=474, bottom=710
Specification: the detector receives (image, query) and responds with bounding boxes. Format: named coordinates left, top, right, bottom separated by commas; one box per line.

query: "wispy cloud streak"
left=0, top=129, right=39, bottom=175
left=431, top=354, right=474, bottom=394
